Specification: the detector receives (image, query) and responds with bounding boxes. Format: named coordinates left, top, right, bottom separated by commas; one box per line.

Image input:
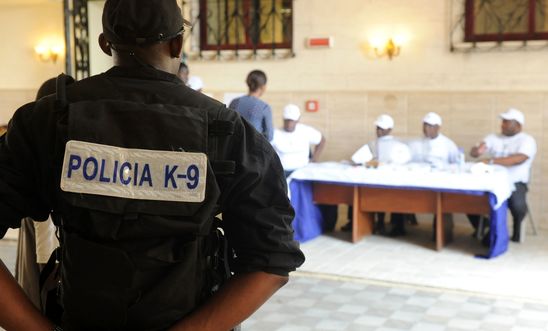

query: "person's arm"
left=470, top=141, right=487, bottom=158
left=311, top=135, right=326, bottom=162
left=263, top=105, right=274, bottom=142
left=199, top=108, right=304, bottom=329
left=0, top=103, right=56, bottom=330
left=0, top=259, right=53, bottom=331
left=483, top=153, right=529, bottom=166
left=169, top=271, right=287, bottom=331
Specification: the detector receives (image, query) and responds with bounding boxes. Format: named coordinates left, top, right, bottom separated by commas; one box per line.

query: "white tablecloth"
left=289, top=162, right=514, bottom=208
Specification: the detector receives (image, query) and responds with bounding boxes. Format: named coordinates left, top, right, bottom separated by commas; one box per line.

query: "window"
left=199, top=0, right=293, bottom=51
left=465, top=0, right=548, bottom=42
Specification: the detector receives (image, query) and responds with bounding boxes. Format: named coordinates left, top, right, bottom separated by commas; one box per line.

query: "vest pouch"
left=125, top=235, right=208, bottom=331
left=62, top=232, right=135, bottom=330
left=60, top=209, right=211, bottom=331
left=67, top=100, right=209, bottom=154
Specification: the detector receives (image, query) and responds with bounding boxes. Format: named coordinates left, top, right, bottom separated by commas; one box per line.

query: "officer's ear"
left=99, top=33, right=112, bottom=57
left=169, top=34, right=183, bottom=59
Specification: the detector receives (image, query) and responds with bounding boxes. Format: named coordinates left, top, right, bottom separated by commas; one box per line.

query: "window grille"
left=450, top=0, right=548, bottom=52
left=182, top=0, right=294, bottom=60
left=62, top=0, right=91, bottom=79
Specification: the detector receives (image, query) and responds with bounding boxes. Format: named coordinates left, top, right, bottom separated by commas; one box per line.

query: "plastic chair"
left=520, top=200, right=538, bottom=243
left=476, top=216, right=487, bottom=240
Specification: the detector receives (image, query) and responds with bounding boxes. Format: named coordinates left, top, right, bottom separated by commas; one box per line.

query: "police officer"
left=0, top=1, right=304, bottom=330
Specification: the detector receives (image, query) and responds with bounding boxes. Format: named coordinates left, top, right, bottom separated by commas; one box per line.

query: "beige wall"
left=0, top=2, right=64, bottom=123
left=89, top=1, right=108, bottom=75
left=190, top=0, right=548, bottom=93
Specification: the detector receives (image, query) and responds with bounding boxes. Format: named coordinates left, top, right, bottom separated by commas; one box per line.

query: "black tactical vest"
left=53, top=76, right=230, bottom=331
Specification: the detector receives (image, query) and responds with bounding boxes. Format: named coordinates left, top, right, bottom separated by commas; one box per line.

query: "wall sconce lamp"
left=35, top=42, right=64, bottom=63
left=369, top=35, right=405, bottom=60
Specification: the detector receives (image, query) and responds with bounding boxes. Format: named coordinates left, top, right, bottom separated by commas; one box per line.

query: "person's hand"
left=365, top=160, right=379, bottom=168
left=476, top=142, right=487, bottom=155
left=470, top=142, right=487, bottom=158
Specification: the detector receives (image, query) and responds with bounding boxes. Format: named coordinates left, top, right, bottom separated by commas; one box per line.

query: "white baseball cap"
left=499, top=108, right=525, bottom=125
left=423, top=112, right=442, bottom=126
left=283, top=104, right=301, bottom=121
left=374, top=114, right=394, bottom=130
left=188, top=76, right=204, bottom=91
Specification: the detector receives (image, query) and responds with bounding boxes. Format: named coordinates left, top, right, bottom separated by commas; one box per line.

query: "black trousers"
left=389, top=213, right=410, bottom=231
left=469, top=182, right=528, bottom=241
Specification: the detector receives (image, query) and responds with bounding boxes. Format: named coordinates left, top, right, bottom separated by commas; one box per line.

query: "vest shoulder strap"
left=54, top=73, right=75, bottom=113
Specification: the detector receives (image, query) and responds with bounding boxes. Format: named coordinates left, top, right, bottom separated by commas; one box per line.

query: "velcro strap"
left=209, top=120, right=234, bottom=136
left=211, top=161, right=236, bottom=175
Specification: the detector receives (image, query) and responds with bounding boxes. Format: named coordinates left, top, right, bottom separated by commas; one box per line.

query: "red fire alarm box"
left=306, top=37, right=333, bottom=48
left=305, top=100, right=319, bottom=112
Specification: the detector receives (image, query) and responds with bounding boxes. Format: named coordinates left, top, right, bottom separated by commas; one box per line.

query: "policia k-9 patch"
left=60, top=140, right=207, bottom=202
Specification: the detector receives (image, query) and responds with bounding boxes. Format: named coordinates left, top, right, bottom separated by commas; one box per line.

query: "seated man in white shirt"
left=469, top=108, right=537, bottom=243
left=408, top=112, right=459, bottom=168
left=351, top=114, right=412, bottom=166
left=272, top=104, right=334, bottom=231
left=342, top=114, right=412, bottom=234
left=271, top=104, right=326, bottom=177
left=394, top=112, right=459, bottom=236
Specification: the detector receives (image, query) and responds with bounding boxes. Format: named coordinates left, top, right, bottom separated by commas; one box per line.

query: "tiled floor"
left=243, top=274, right=548, bottom=331
left=299, top=214, right=548, bottom=303
left=242, top=215, right=548, bottom=330
left=1, top=215, right=547, bottom=330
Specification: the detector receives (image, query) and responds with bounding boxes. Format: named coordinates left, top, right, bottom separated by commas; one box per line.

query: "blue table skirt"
left=289, top=179, right=509, bottom=259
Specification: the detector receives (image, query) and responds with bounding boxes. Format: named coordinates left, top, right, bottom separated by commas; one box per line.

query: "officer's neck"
left=113, top=51, right=178, bottom=75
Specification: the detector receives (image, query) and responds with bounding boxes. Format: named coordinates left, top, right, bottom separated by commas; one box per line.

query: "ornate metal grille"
left=465, top=0, right=548, bottom=42
left=450, top=0, right=548, bottom=52
left=182, top=0, right=294, bottom=60
left=63, top=0, right=90, bottom=80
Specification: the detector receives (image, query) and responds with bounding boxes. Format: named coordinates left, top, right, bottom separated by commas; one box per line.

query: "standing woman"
left=229, top=70, right=274, bottom=141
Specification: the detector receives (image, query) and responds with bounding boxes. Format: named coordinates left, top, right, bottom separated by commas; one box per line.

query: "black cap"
left=102, top=0, right=190, bottom=45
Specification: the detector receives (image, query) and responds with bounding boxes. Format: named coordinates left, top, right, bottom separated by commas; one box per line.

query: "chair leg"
left=519, top=219, right=527, bottom=243
left=476, top=216, right=485, bottom=240
left=528, top=209, right=538, bottom=236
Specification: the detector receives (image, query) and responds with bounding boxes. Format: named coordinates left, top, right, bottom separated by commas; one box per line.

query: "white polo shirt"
left=483, top=132, right=537, bottom=184
left=409, top=133, right=459, bottom=167
left=271, top=123, right=322, bottom=171
left=351, top=136, right=411, bottom=165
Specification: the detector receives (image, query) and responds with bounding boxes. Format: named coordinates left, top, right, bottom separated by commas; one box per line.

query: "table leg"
left=352, top=186, right=374, bottom=243
left=436, top=192, right=444, bottom=251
